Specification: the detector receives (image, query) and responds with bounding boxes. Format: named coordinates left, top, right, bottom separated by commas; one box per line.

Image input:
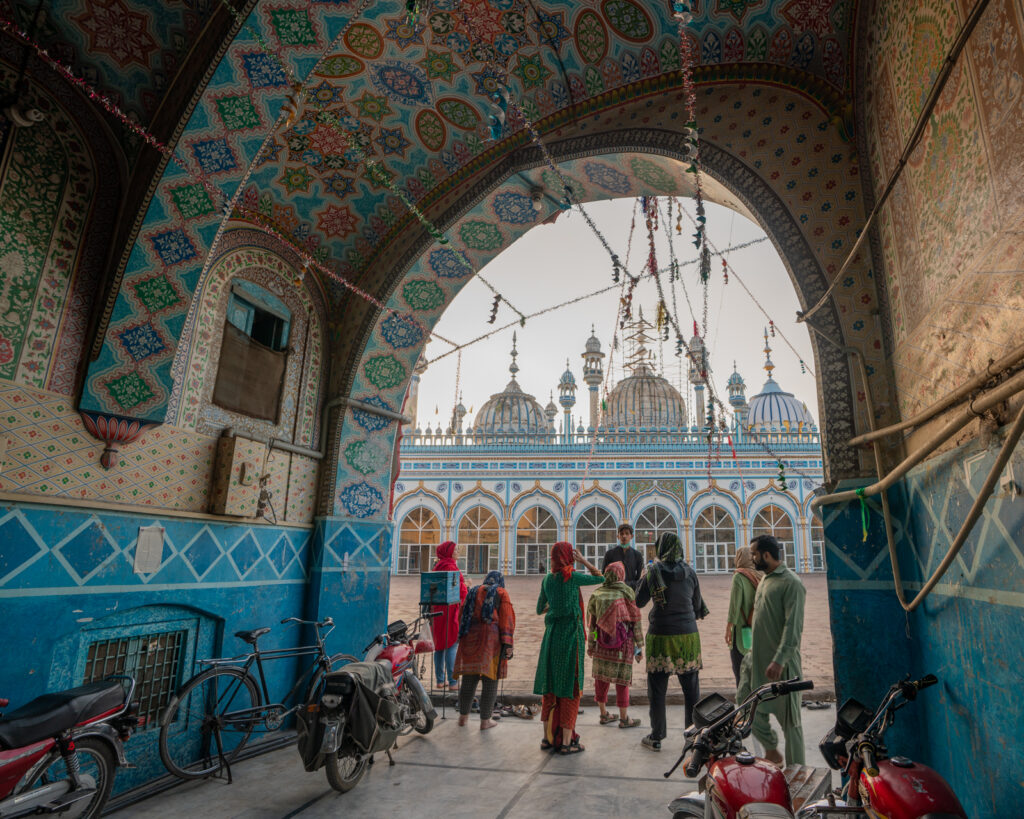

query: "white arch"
left=570, top=495, right=622, bottom=528
left=628, top=490, right=685, bottom=525
left=509, top=489, right=564, bottom=526
left=393, top=490, right=448, bottom=530
left=689, top=488, right=744, bottom=523
left=451, top=490, right=506, bottom=533
left=747, top=491, right=801, bottom=524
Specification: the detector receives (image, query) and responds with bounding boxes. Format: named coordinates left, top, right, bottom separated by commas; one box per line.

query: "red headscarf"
left=434, top=541, right=458, bottom=571
left=550, top=542, right=574, bottom=581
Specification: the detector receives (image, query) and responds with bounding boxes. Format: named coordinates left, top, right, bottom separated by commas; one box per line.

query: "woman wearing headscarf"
left=534, top=542, right=603, bottom=754
left=430, top=541, right=468, bottom=691
left=635, top=532, right=709, bottom=752
left=587, top=561, right=644, bottom=728
left=726, top=546, right=763, bottom=686
left=455, top=570, right=515, bottom=730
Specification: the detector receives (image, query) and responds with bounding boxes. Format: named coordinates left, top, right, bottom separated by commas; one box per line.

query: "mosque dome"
left=473, top=333, right=550, bottom=436
left=558, top=365, right=576, bottom=387
left=747, top=377, right=816, bottom=431
left=604, top=362, right=687, bottom=429
left=585, top=326, right=602, bottom=354
left=727, top=369, right=745, bottom=388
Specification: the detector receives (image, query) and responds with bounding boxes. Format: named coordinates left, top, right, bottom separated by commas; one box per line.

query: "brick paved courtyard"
left=388, top=572, right=834, bottom=696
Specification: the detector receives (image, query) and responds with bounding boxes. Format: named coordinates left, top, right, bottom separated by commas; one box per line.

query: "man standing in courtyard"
left=737, top=534, right=806, bottom=765
left=602, top=523, right=645, bottom=589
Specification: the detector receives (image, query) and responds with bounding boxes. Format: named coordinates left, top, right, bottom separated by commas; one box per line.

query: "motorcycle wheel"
left=324, top=751, right=368, bottom=793
left=412, top=707, right=434, bottom=735
left=33, top=737, right=116, bottom=819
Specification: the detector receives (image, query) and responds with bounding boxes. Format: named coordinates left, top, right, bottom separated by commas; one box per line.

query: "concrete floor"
left=115, top=703, right=837, bottom=818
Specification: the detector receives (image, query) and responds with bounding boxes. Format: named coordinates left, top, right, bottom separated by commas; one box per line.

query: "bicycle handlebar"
left=280, top=616, right=334, bottom=628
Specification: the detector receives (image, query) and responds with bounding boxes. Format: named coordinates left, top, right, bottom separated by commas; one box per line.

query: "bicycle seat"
left=0, top=681, right=123, bottom=749
left=235, top=627, right=271, bottom=645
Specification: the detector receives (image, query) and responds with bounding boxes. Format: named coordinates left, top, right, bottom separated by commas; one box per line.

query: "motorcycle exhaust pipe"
left=403, top=669, right=437, bottom=720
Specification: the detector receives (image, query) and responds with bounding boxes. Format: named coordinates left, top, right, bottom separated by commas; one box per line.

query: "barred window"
left=84, top=631, right=186, bottom=729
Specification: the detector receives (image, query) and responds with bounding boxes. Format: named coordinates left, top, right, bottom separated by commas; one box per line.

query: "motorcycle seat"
left=234, top=627, right=271, bottom=645
left=0, top=681, right=124, bottom=749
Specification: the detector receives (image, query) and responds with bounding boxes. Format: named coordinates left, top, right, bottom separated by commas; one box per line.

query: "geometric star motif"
left=375, top=127, right=411, bottom=158
left=780, top=0, right=836, bottom=37
left=384, top=16, right=426, bottom=49
left=530, top=9, right=570, bottom=50
left=354, top=91, right=393, bottom=122
left=512, top=54, right=552, bottom=90
left=317, top=204, right=359, bottom=238
left=715, top=0, right=765, bottom=22
left=421, top=49, right=459, bottom=82
left=280, top=165, right=314, bottom=194
left=71, top=0, right=157, bottom=70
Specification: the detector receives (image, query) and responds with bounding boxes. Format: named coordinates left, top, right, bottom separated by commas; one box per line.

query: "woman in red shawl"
left=430, top=541, right=467, bottom=690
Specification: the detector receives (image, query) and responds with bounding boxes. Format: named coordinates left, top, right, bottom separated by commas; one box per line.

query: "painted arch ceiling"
left=5, top=0, right=860, bottom=419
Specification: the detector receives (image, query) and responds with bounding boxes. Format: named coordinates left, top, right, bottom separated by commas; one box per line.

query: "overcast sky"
left=412, top=198, right=819, bottom=431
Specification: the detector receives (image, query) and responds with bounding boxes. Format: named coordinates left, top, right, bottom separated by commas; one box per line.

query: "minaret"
left=687, top=330, right=709, bottom=430
left=762, top=327, right=776, bottom=382
left=451, top=393, right=467, bottom=434
left=582, top=326, right=604, bottom=431
left=558, top=360, right=577, bottom=443
left=727, top=361, right=748, bottom=439
left=544, top=392, right=558, bottom=434
left=403, top=353, right=428, bottom=432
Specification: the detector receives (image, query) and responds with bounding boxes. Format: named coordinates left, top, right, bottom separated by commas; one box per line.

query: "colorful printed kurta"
left=587, top=596, right=644, bottom=686
left=533, top=571, right=604, bottom=698
left=454, top=586, right=515, bottom=680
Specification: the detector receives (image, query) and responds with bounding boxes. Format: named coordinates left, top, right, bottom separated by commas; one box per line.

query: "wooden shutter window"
left=212, top=322, right=287, bottom=421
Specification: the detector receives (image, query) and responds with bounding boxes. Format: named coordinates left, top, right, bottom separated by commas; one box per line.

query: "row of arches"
left=396, top=502, right=825, bottom=576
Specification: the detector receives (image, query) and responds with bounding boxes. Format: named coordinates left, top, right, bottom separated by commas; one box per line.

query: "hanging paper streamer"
left=699, top=244, right=711, bottom=283
left=855, top=487, right=869, bottom=542
left=777, top=461, right=788, bottom=491
left=611, top=254, right=621, bottom=284
left=488, top=294, right=500, bottom=324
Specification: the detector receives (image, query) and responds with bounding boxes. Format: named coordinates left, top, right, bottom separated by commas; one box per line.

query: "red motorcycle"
left=665, top=677, right=820, bottom=819
left=297, top=614, right=437, bottom=793
left=799, top=674, right=966, bottom=819
left=0, top=677, right=138, bottom=819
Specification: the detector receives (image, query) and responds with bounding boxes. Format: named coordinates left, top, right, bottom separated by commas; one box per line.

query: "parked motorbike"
left=798, top=674, right=966, bottom=819
left=0, top=677, right=138, bottom=819
left=665, top=677, right=818, bottom=819
left=296, top=613, right=438, bottom=793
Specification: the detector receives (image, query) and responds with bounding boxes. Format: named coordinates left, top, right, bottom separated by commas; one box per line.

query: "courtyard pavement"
left=389, top=573, right=835, bottom=696
left=118, top=704, right=837, bottom=818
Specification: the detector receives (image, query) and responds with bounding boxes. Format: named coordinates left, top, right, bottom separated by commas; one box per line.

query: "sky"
left=412, top=197, right=820, bottom=431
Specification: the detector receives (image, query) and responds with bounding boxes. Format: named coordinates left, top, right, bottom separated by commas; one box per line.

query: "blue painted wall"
left=0, top=501, right=392, bottom=793
left=821, top=432, right=1024, bottom=817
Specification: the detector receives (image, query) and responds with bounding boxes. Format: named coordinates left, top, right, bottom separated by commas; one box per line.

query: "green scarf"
left=647, top=532, right=684, bottom=606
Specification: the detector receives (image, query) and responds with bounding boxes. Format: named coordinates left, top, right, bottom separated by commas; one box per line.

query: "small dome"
left=474, top=378, right=548, bottom=435
left=604, top=362, right=687, bottom=429
left=727, top=369, right=745, bottom=388
left=585, top=334, right=602, bottom=354
left=559, top=365, right=576, bottom=386
left=747, top=377, right=816, bottom=432
left=545, top=398, right=558, bottom=414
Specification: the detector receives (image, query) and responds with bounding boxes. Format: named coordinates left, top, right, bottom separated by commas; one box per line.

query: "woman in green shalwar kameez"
left=534, top=541, right=603, bottom=753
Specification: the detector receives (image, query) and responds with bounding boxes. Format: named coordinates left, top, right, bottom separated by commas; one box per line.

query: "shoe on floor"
left=641, top=734, right=662, bottom=752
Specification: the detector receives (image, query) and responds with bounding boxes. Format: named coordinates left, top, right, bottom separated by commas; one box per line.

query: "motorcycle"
left=665, top=677, right=822, bottom=819
left=296, top=613, right=438, bottom=793
left=798, top=674, right=966, bottom=819
left=0, top=676, right=138, bottom=819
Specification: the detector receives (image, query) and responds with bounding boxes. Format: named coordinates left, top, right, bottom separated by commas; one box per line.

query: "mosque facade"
left=392, top=322, right=825, bottom=576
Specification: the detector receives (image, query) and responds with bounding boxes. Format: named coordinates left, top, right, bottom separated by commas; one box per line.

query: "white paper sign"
left=134, top=525, right=165, bottom=574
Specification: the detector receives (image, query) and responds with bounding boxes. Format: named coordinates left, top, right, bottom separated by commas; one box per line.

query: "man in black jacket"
left=601, top=523, right=645, bottom=589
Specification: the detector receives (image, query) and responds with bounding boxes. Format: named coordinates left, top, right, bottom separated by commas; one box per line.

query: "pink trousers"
left=594, top=679, right=630, bottom=708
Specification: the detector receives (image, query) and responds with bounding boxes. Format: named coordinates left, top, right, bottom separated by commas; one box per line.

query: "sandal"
left=558, top=743, right=585, bottom=755
left=619, top=717, right=641, bottom=729
left=599, top=712, right=618, bottom=725
left=540, top=739, right=554, bottom=751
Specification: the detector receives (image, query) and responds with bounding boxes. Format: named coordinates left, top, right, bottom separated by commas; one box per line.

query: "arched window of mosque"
left=515, top=507, right=558, bottom=575
left=635, top=505, right=679, bottom=563
left=458, top=507, right=500, bottom=575
left=398, top=508, right=440, bottom=574
left=212, top=280, right=291, bottom=421
left=810, top=515, right=826, bottom=573
left=751, top=505, right=797, bottom=571
left=694, top=506, right=736, bottom=574
left=574, top=506, right=617, bottom=567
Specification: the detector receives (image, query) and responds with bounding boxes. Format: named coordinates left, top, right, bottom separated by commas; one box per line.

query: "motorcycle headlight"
left=818, top=727, right=847, bottom=770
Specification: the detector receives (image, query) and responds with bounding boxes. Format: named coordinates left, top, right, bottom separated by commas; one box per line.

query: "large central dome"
left=603, top=362, right=687, bottom=429
left=473, top=332, right=552, bottom=437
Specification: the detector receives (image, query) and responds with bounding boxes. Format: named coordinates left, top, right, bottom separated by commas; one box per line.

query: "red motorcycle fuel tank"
left=859, top=759, right=966, bottom=819
left=708, top=756, right=792, bottom=819
left=378, top=644, right=413, bottom=678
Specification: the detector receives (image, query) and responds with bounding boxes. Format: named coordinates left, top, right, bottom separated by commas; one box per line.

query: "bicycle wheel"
left=304, top=653, right=360, bottom=702
left=32, top=736, right=115, bottom=819
left=159, top=666, right=261, bottom=780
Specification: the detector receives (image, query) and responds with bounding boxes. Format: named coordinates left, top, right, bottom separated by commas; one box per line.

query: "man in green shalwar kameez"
left=737, top=534, right=807, bottom=766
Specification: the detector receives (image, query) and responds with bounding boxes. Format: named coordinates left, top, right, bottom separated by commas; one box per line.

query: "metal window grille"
left=84, top=630, right=186, bottom=729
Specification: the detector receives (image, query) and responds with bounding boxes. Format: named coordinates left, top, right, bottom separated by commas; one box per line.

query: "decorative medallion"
left=338, top=481, right=385, bottom=518
left=402, top=279, right=446, bottom=311
left=345, top=23, right=384, bottom=58
left=437, top=98, right=481, bottom=131
left=351, top=396, right=395, bottom=432
left=416, top=110, right=447, bottom=152
left=492, top=191, right=538, bottom=224
left=459, top=221, right=503, bottom=251
left=380, top=313, right=425, bottom=349
left=583, top=161, right=631, bottom=194
left=575, top=10, right=608, bottom=65
left=344, top=440, right=387, bottom=475
left=601, top=0, right=653, bottom=43
left=630, top=157, right=677, bottom=193
left=370, top=60, right=433, bottom=107
left=315, top=55, right=365, bottom=78
left=363, top=354, right=407, bottom=390
left=428, top=248, right=471, bottom=278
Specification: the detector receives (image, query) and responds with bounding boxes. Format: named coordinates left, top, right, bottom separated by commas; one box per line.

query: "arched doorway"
left=751, top=505, right=797, bottom=571
left=635, top=505, right=679, bottom=563
left=810, top=515, right=826, bottom=573
left=397, top=507, right=441, bottom=574
left=574, top=506, right=617, bottom=567
left=693, top=506, right=737, bottom=574
left=457, top=506, right=500, bottom=575
left=515, top=507, right=558, bottom=575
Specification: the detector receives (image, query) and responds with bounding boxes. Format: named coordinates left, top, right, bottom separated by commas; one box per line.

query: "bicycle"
left=158, top=616, right=355, bottom=780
